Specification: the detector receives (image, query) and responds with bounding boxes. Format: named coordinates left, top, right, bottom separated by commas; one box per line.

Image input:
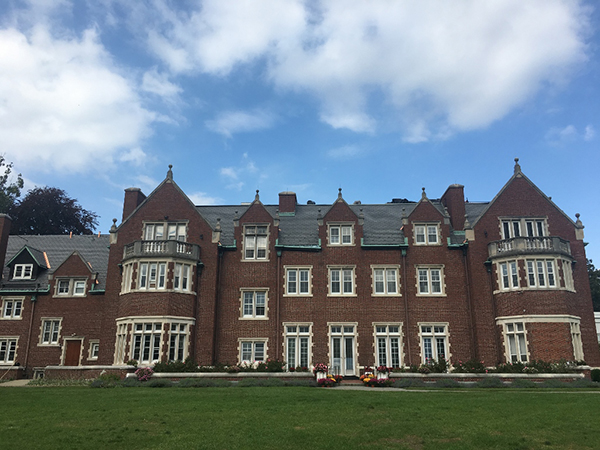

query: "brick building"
left=1, top=159, right=598, bottom=378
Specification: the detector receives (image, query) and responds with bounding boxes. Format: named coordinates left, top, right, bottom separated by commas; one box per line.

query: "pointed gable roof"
left=5, top=245, right=49, bottom=269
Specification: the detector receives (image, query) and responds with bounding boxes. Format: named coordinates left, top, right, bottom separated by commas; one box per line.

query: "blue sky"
left=1, top=0, right=599, bottom=262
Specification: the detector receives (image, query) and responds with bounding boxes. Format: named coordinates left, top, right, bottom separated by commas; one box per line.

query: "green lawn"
left=1, top=387, right=599, bottom=449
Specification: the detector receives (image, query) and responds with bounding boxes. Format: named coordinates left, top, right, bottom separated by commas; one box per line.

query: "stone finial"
left=167, top=164, right=173, bottom=180
left=110, top=218, right=117, bottom=232
left=317, top=208, right=322, bottom=219
left=575, top=213, right=583, bottom=228
left=421, top=187, right=427, bottom=200
left=215, top=218, right=221, bottom=231
left=514, top=158, right=521, bottom=174
left=255, top=190, right=260, bottom=202
left=464, top=214, right=471, bottom=229
left=401, top=208, right=406, bottom=219
left=338, top=188, right=343, bottom=200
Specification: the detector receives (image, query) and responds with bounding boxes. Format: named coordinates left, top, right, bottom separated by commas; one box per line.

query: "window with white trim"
left=285, top=325, right=311, bottom=369
left=132, top=322, right=163, bottom=364
left=372, top=267, right=400, bottom=295
left=328, top=267, right=355, bottom=295
left=13, top=264, right=33, bottom=280
left=416, top=266, right=444, bottom=295
left=144, top=222, right=187, bottom=241
left=168, top=323, right=188, bottom=361
left=505, top=322, right=528, bottom=363
left=414, top=224, right=439, bottom=245
left=55, top=278, right=87, bottom=297
left=138, top=262, right=167, bottom=290
left=526, top=259, right=556, bottom=288
left=241, top=290, right=267, bottom=319
left=375, top=325, right=402, bottom=368
left=173, top=263, right=192, bottom=292
left=40, top=319, right=61, bottom=345
left=499, top=261, right=519, bottom=290
left=285, top=267, right=311, bottom=296
left=0, top=338, right=17, bottom=364
left=243, top=225, right=268, bottom=260
left=121, top=263, right=133, bottom=293
left=240, top=340, right=266, bottom=363
left=571, top=322, right=584, bottom=361
left=88, top=341, right=99, bottom=360
left=501, top=218, right=546, bottom=239
left=2, top=298, right=22, bottom=319
left=420, top=324, right=448, bottom=363
left=328, top=224, right=353, bottom=246
left=562, top=259, right=574, bottom=291
left=115, top=323, right=128, bottom=364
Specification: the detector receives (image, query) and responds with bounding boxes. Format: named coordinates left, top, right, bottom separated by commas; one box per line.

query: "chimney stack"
left=122, top=188, right=147, bottom=222
left=278, top=191, right=297, bottom=215
left=441, top=184, right=466, bottom=231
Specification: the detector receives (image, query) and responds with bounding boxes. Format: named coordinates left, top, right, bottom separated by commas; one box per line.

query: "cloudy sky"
left=1, top=0, right=599, bottom=261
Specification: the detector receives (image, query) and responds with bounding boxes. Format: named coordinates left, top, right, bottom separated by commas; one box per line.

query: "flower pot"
left=316, top=372, right=327, bottom=381
left=377, top=373, right=389, bottom=380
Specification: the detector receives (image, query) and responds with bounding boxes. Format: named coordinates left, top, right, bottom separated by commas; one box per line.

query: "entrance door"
left=64, top=340, right=82, bottom=366
left=330, top=325, right=356, bottom=376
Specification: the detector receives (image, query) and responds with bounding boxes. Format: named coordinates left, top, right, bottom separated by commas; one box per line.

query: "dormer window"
left=56, top=279, right=87, bottom=297
left=414, top=224, right=439, bottom=245
left=243, top=225, right=268, bottom=260
left=144, top=222, right=187, bottom=241
left=13, top=264, right=33, bottom=280
left=328, top=224, right=353, bottom=246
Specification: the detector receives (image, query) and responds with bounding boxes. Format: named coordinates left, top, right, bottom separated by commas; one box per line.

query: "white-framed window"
left=416, top=266, right=444, bottom=295
left=132, top=322, right=163, bottom=364
left=499, top=261, right=519, bottom=290
left=2, top=298, right=23, bottom=319
left=285, top=324, right=311, bottom=369
left=285, top=267, right=311, bottom=296
left=414, top=223, right=439, bottom=245
left=243, top=225, right=269, bottom=260
left=114, top=323, right=128, bottom=364
left=144, top=222, right=187, bottom=241
left=88, top=341, right=100, bottom=360
left=173, top=263, right=192, bottom=292
left=239, top=339, right=267, bottom=363
left=374, top=324, right=402, bottom=368
left=55, top=279, right=87, bottom=297
left=501, top=218, right=546, bottom=239
left=13, top=264, right=33, bottom=280
left=570, top=322, right=584, bottom=361
left=40, top=319, right=62, bottom=345
left=504, top=322, right=528, bottom=363
left=419, top=324, right=448, bottom=363
left=328, top=224, right=354, bottom=246
left=562, top=259, right=575, bottom=291
left=372, top=266, right=400, bottom=295
left=241, top=290, right=268, bottom=319
left=526, top=259, right=556, bottom=288
left=121, top=263, right=133, bottom=294
left=328, top=267, right=355, bottom=296
left=168, top=323, right=188, bottom=361
left=0, top=337, right=18, bottom=364
left=138, top=262, right=167, bottom=290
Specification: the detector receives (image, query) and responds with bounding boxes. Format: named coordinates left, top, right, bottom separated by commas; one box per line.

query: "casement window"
left=329, top=267, right=355, bottom=295
left=375, top=325, right=402, bottom=368
left=132, top=322, right=163, bottom=364
left=138, top=262, right=167, bottom=290
left=328, top=224, right=353, bottom=246
left=173, top=263, right=191, bottom=292
left=240, top=340, right=266, bottom=363
left=114, top=323, right=128, bottom=364
left=40, top=319, right=61, bottom=345
left=416, top=266, right=444, bottom=295
left=505, top=322, right=528, bottom=363
left=241, top=290, right=268, bottom=319
left=419, top=324, right=448, bottom=363
left=372, top=267, right=400, bottom=295
left=0, top=338, right=17, bottom=364
left=88, top=341, right=99, bottom=360
left=144, top=222, right=187, bottom=241
left=414, top=224, right=439, bottom=245
left=526, top=259, right=556, bottom=288
left=121, top=263, right=133, bottom=294
left=570, top=322, right=584, bottom=361
left=499, top=261, right=519, bottom=290
left=2, top=298, right=23, bottom=319
left=285, top=267, right=311, bottom=296
left=501, top=218, right=546, bottom=239
left=243, top=225, right=268, bottom=260
left=13, top=264, right=33, bottom=280
left=55, top=279, right=87, bottom=297
left=562, top=260, right=575, bottom=291
left=285, top=325, right=311, bottom=369
left=168, top=323, right=188, bottom=361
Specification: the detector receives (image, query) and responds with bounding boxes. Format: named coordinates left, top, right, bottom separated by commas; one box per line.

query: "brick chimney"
left=278, top=191, right=297, bottom=215
left=0, top=214, right=12, bottom=279
left=441, top=184, right=466, bottom=231
left=122, top=188, right=147, bottom=222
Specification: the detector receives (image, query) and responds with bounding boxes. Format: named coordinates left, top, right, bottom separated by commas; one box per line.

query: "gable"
left=52, top=252, right=93, bottom=277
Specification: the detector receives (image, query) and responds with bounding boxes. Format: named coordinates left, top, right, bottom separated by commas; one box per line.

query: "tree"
left=587, top=259, right=600, bottom=312
left=0, top=156, right=24, bottom=213
left=9, top=187, right=99, bottom=235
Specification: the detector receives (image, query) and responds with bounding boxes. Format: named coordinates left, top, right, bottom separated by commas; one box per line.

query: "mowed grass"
left=1, top=387, right=599, bottom=449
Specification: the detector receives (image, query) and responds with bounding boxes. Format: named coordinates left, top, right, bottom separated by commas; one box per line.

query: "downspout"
left=462, top=247, right=478, bottom=360
left=402, top=250, right=411, bottom=365
left=276, top=251, right=282, bottom=361
left=23, top=292, right=38, bottom=375
left=212, top=249, right=223, bottom=365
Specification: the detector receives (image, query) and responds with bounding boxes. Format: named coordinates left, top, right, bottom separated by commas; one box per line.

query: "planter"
left=316, top=372, right=327, bottom=381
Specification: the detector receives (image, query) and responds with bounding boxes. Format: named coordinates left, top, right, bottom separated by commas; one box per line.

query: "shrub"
left=146, top=378, right=173, bottom=388
left=591, top=369, right=600, bottom=383
left=393, top=379, right=425, bottom=388
left=419, top=358, right=448, bottom=374
left=122, top=377, right=141, bottom=388
left=452, top=359, right=486, bottom=373
left=153, top=357, right=199, bottom=373
left=510, top=378, right=537, bottom=389
left=237, top=378, right=285, bottom=387
left=178, top=378, right=232, bottom=388
left=475, top=377, right=506, bottom=388
left=540, top=379, right=571, bottom=389
left=432, top=378, right=461, bottom=388
left=570, top=379, right=599, bottom=388
left=135, top=367, right=154, bottom=381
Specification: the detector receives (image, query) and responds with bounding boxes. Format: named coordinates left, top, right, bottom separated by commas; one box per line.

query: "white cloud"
left=187, top=192, right=221, bottom=205
left=327, top=145, right=364, bottom=159
left=584, top=125, right=595, bottom=141
left=206, top=109, right=276, bottom=137
left=141, top=67, right=182, bottom=103
left=219, top=153, right=260, bottom=190
left=545, top=124, right=595, bottom=145
left=118, top=147, right=148, bottom=166
left=0, top=25, right=156, bottom=173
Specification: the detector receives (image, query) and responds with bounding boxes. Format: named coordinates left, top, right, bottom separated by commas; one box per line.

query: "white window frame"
left=285, top=267, right=312, bottom=296
left=328, top=223, right=354, bottom=246
left=55, top=278, right=87, bottom=297
left=328, top=266, right=356, bottom=296
left=0, top=337, right=18, bottom=364
left=2, top=298, right=23, bottom=320
left=40, top=318, right=62, bottom=346
left=504, top=322, right=528, bottom=363
left=239, top=339, right=267, bottom=364
left=144, top=222, right=187, bottom=241
left=173, top=263, right=192, bottom=292
left=499, top=260, right=519, bottom=290
left=132, top=322, right=163, bottom=364
left=414, top=223, right=440, bottom=245
left=416, top=266, right=445, bottom=296
left=562, top=259, right=575, bottom=291
left=526, top=259, right=556, bottom=289
left=88, top=340, right=100, bottom=360
left=168, top=323, right=189, bottom=361
left=121, top=263, right=133, bottom=294
left=13, top=264, right=33, bottom=280
left=501, top=218, right=547, bottom=239
left=240, top=290, right=268, bottom=319
left=243, top=224, right=269, bottom=260
left=570, top=322, right=584, bottom=361
left=371, top=266, right=400, bottom=296
left=418, top=323, right=449, bottom=363
left=284, top=324, right=312, bottom=370
left=374, top=324, right=402, bottom=368
left=137, top=262, right=167, bottom=290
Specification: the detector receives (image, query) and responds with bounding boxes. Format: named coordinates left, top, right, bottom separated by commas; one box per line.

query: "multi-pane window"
left=570, top=322, right=584, bottom=361
left=89, top=341, right=99, bottom=360
left=372, top=267, right=399, bottom=295
left=375, top=325, right=402, bottom=368
left=0, top=338, right=17, bottom=364
left=2, top=298, right=22, bottom=319
left=173, top=263, right=191, bottom=292
left=329, top=267, right=355, bottom=295
left=144, top=222, right=187, bottom=241
left=420, top=324, right=448, bottom=363
left=132, top=322, right=163, bottom=364
left=138, top=262, right=167, bottom=290
left=121, top=263, right=133, bottom=293
left=114, top=323, right=128, bottom=364
left=241, top=291, right=267, bottom=318
left=13, top=264, right=33, bottom=280
left=417, top=267, right=443, bottom=295
left=499, top=261, right=519, bottom=290
left=55, top=279, right=87, bottom=297
left=286, top=268, right=311, bottom=295
left=240, top=340, right=266, bottom=363
left=244, top=225, right=268, bottom=260
left=329, top=224, right=353, bottom=245
left=501, top=218, right=546, bottom=239
left=505, top=322, right=527, bottom=362
left=562, top=260, right=574, bottom=291
left=285, top=325, right=311, bottom=369
left=526, top=259, right=556, bottom=288
left=41, top=319, right=61, bottom=345
left=168, top=323, right=188, bottom=361
left=414, top=224, right=439, bottom=245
